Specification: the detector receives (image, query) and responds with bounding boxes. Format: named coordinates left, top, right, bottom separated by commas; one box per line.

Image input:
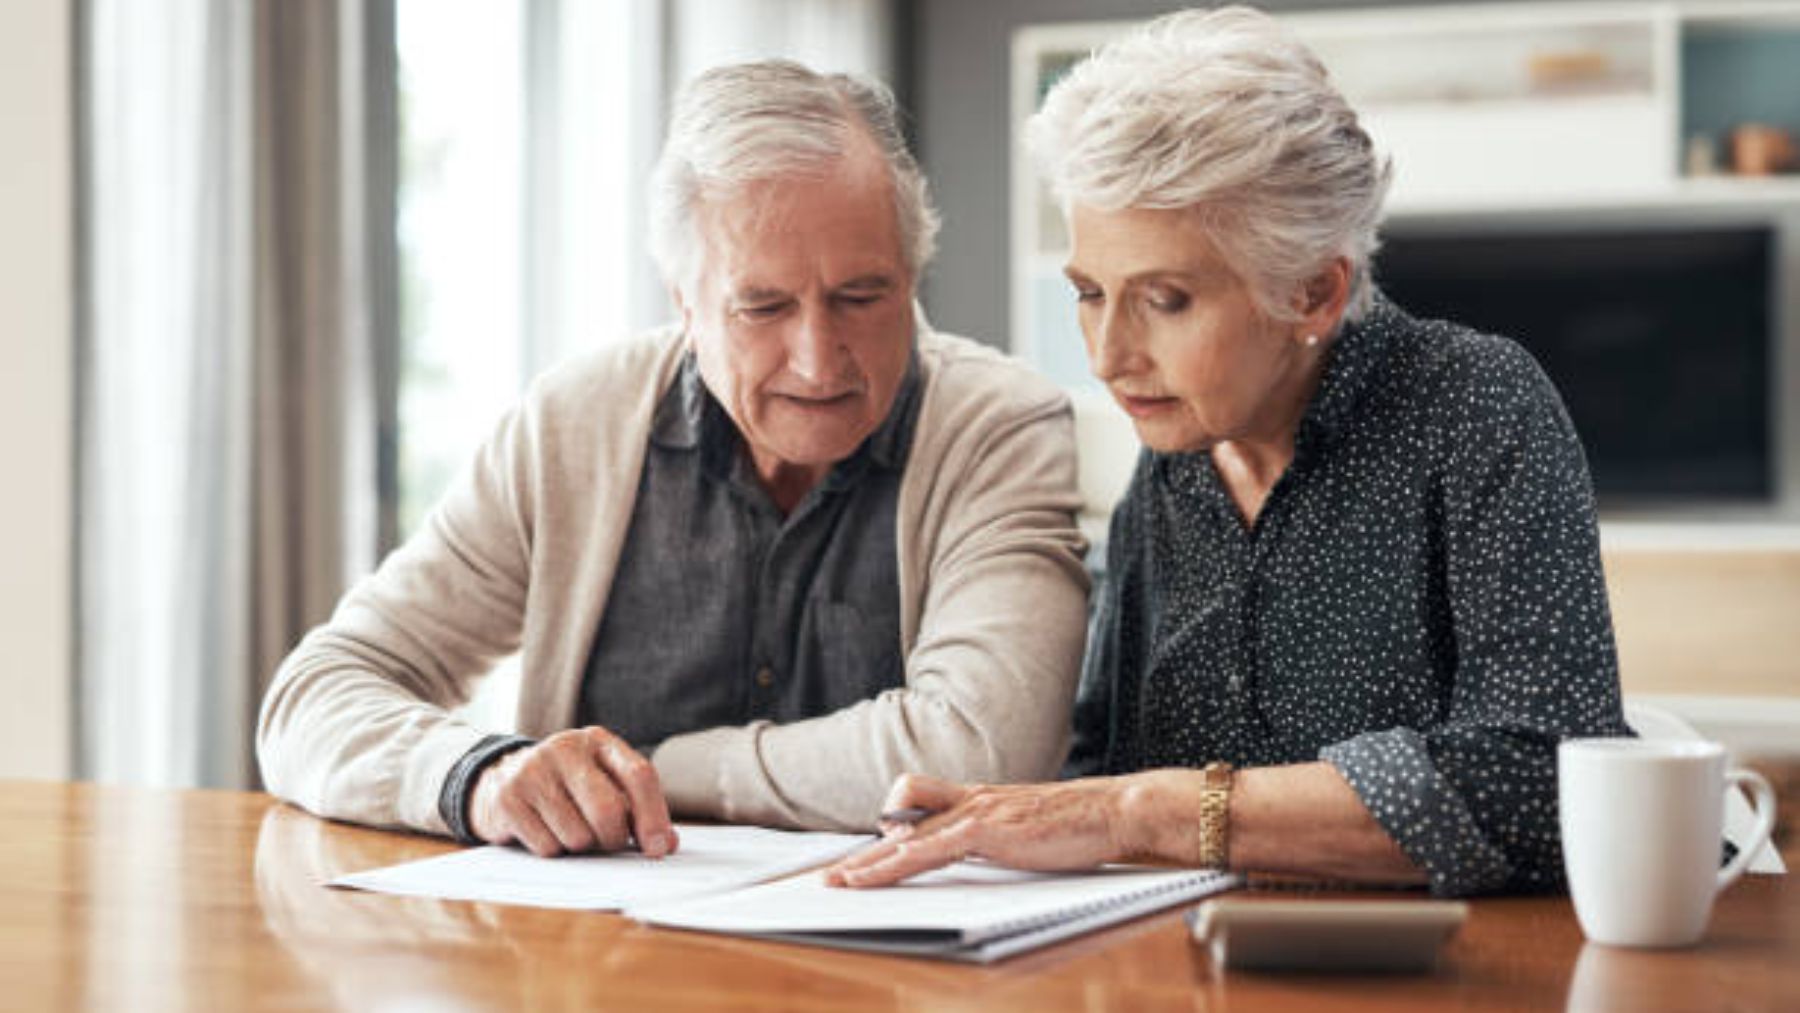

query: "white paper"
left=330, top=824, right=868, bottom=910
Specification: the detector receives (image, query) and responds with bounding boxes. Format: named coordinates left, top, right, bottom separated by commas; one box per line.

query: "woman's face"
left=1064, top=203, right=1319, bottom=454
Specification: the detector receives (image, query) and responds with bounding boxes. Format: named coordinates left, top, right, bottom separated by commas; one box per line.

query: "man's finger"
left=560, top=753, right=633, bottom=853
left=502, top=794, right=563, bottom=857
left=532, top=775, right=598, bottom=853
left=589, top=730, right=674, bottom=857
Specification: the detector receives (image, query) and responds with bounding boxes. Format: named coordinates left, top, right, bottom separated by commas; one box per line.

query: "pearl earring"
left=1304, top=333, right=1320, bottom=348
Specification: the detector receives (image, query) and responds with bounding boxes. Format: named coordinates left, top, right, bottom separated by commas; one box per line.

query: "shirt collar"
left=857, top=350, right=921, bottom=472
left=648, top=352, right=709, bottom=451
left=1293, top=289, right=1399, bottom=457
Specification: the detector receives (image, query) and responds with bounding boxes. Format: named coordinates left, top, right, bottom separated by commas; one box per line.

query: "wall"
left=0, top=0, right=73, bottom=779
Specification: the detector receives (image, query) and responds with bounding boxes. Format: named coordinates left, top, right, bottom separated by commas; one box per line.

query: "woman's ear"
left=1296, top=256, right=1353, bottom=343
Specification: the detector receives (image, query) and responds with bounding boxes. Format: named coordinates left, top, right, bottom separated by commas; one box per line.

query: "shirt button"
left=755, top=666, right=775, bottom=689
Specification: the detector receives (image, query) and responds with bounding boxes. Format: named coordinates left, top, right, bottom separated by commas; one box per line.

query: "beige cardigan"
left=257, top=325, right=1090, bottom=835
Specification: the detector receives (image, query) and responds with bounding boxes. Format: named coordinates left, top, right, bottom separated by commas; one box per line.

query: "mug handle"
left=1717, top=768, right=1778, bottom=892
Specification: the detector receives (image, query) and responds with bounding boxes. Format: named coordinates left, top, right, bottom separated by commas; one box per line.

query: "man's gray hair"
left=650, top=60, right=940, bottom=292
left=1027, top=6, right=1392, bottom=323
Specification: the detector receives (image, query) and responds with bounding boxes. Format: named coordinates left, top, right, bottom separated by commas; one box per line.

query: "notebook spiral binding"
left=976, top=869, right=1233, bottom=942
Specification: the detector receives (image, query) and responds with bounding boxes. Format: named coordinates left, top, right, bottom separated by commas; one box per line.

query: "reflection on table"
left=2, top=780, right=1794, bottom=1011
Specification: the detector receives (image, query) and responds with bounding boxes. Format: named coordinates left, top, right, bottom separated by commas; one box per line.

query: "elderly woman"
left=828, top=6, right=1628, bottom=897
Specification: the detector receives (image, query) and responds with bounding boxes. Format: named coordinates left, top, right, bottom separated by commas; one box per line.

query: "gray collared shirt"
left=577, top=352, right=921, bottom=750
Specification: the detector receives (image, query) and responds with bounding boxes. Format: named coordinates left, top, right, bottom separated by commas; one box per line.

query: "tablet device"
left=1187, top=897, right=1468, bottom=972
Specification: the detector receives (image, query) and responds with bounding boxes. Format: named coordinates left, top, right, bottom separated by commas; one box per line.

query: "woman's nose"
left=1088, top=305, right=1136, bottom=382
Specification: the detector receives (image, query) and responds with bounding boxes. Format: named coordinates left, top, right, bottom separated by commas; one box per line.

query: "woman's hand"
left=823, top=773, right=1142, bottom=888
left=824, top=765, right=1430, bottom=889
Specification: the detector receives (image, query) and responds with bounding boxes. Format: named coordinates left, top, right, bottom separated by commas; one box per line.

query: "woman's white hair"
left=650, top=60, right=940, bottom=292
left=1027, top=6, right=1392, bottom=323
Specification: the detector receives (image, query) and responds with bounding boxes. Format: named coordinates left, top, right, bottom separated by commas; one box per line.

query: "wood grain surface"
left=3, top=780, right=1796, bottom=1011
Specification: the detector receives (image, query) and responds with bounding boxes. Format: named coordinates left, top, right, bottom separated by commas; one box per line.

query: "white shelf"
left=1599, top=520, right=1800, bottom=552
left=1367, top=94, right=1674, bottom=210
left=1390, top=176, right=1800, bottom=219
left=1681, top=0, right=1800, bottom=30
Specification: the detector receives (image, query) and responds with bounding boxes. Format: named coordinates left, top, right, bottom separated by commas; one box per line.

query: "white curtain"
left=80, top=0, right=395, bottom=788
left=523, top=0, right=669, bottom=370
left=83, top=0, right=254, bottom=787
left=669, top=0, right=896, bottom=87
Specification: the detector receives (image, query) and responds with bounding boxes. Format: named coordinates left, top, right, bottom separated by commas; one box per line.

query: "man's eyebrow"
left=730, top=286, right=792, bottom=304
left=837, top=274, right=896, bottom=291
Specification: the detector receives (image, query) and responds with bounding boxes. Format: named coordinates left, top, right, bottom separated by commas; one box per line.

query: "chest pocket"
left=805, top=598, right=906, bottom=713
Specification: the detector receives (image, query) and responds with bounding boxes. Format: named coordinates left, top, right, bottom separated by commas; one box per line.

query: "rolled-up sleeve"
left=1325, top=341, right=1628, bottom=896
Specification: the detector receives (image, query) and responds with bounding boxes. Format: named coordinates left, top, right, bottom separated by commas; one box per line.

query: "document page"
left=331, top=824, right=867, bottom=911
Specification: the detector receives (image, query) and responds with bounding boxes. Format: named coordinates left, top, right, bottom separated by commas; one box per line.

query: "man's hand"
left=467, top=727, right=677, bottom=858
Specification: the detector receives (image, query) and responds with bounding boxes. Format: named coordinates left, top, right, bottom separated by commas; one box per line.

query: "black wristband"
left=438, top=733, right=536, bottom=844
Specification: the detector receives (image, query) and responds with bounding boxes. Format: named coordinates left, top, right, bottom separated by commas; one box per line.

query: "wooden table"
left=4, top=781, right=1795, bottom=1011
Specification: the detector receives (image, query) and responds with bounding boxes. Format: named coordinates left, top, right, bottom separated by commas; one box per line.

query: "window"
left=395, top=0, right=662, bottom=726
left=396, top=0, right=663, bottom=537
left=396, top=0, right=526, bottom=536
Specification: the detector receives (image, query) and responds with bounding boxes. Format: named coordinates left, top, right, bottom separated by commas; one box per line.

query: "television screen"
left=1374, top=225, right=1773, bottom=507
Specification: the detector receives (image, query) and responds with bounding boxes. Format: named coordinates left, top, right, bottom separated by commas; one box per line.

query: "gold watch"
left=1195, top=761, right=1234, bottom=869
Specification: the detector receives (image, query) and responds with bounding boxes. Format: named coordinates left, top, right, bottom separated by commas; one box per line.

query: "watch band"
left=1196, top=761, right=1235, bottom=869
left=439, top=733, right=536, bottom=844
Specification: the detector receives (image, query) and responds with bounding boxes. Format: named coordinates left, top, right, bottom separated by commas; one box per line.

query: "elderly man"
left=256, top=60, right=1088, bottom=858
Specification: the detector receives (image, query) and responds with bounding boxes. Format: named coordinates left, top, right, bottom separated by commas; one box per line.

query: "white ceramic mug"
left=1559, top=739, right=1777, bottom=948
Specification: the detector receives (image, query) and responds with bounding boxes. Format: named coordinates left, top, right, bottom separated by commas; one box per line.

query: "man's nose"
left=787, top=301, right=841, bottom=384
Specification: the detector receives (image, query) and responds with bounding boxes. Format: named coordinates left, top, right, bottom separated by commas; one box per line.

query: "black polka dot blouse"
left=1066, top=293, right=1631, bottom=896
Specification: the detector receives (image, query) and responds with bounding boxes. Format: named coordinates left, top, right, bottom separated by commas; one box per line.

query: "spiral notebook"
left=629, top=860, right=1240, bottom=963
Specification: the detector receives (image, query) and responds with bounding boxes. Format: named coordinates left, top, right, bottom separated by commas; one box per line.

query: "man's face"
left=677, top=146, right=916, bottom=491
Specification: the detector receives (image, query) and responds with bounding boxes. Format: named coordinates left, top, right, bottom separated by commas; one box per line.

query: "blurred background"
left=3, top=1, right=1798, bottom=847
